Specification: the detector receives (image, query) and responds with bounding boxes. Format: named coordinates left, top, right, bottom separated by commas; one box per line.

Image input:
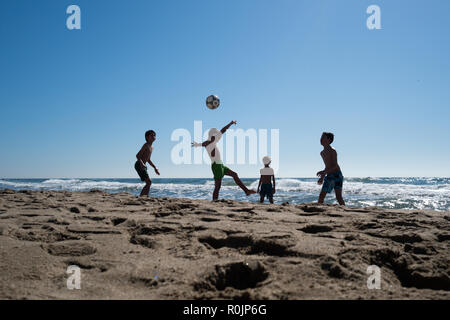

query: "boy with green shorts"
left=192, top=120, right=256, bottom=201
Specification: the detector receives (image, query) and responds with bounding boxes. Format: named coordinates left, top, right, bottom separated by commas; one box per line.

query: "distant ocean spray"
left=1, top=177, right=449, bottom=211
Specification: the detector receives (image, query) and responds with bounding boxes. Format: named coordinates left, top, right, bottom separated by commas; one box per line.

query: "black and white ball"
left=206, top=95, right=220, bottom=110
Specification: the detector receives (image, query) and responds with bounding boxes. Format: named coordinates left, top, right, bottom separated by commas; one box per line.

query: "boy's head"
left=145, top=130, right=156, bottom=142
left=321, top=132, right=334, bottom=146
left=208, top=128, right=220, bottom=142
left=262, top=156, right=271, bottom=167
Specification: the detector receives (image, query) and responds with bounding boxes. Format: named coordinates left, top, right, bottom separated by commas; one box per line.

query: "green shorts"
left=211, top=162, right=229, bottom=180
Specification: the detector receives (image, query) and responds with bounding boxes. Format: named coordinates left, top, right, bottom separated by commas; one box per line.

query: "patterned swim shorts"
left=321, top=170, right=344, bottom=193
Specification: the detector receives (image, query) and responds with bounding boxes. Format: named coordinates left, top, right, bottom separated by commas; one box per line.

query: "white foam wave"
left=1, top=178, right=449, bottom=211
left=0, top=179, right=141, bottom=192
left=0, top=180, right=37, bottom=188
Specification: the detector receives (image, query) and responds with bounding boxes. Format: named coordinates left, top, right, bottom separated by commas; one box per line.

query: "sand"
left=0, top=189, right=449, bottom=300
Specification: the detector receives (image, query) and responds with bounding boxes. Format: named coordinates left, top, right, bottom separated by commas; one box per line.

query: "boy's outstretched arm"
left=220, top=120, right=236, bottom=134
left=148, top=159, right=160, bottom=175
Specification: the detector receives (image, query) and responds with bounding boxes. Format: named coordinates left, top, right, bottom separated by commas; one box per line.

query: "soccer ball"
left=206, top=95, right=220, bottom=109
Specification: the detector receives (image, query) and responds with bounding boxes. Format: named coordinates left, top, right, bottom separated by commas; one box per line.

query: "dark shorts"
left=260, top=183, right=273, bottom=199
left=211, top=162, right=229, bottom=180
left=321, top=170, right=344, bottom=194
left=135, top=161, right=150, bottom=182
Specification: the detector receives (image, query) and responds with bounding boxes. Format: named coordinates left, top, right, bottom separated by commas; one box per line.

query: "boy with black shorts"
left=257, top=156, right=276, bottom=204
left=135, top=130, right=160, bottom=196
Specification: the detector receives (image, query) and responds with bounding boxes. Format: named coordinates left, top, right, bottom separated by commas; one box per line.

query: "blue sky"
left=0, top=0, right=449, bottom=178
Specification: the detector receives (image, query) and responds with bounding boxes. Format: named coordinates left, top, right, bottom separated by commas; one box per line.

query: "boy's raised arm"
left=148, top=159, right=160, bottom=175
left=220, top=120, right=236, bottom=134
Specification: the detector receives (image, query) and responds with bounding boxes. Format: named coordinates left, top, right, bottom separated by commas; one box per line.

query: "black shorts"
left=134, top=161, right=150, bottom=182
left=260, top=183, right=273, bottom=199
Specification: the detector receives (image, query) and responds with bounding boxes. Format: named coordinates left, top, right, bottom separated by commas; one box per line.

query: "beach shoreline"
left=0, top=189, right=449, bottom=299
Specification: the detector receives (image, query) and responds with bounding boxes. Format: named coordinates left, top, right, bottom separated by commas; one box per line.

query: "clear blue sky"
left=1, top=0, right=449, bottom=178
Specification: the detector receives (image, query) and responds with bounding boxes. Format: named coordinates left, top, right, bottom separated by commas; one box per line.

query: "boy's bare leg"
left=335, top=189, right=345, bottom=206
left=213, top=178, right=222, bottom=201
left=269, top=197, right=274, bottom=204
left=260, top=195, right=265, bottom=203
left=140, top=178, right=152, bottom=197
left=318, top=191, right=326, bottom=204
left=225, top=169, right=256, bottom=196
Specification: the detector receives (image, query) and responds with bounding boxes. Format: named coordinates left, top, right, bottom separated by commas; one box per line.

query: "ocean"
left=1, top=177, right=449, bottom=211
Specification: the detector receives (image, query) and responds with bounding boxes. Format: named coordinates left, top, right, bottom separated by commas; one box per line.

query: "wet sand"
left=0, top=189, right=449, bottom=299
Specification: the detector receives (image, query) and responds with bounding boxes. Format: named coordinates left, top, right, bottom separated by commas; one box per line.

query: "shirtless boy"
left=316, top=132, right=345, bottom=205
left=135, top=130, right=160, bottom=197
left=192, top=120, right=256, bottom=201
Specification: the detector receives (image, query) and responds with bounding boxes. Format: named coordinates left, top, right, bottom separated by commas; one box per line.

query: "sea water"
left=1, top=177, right=449, bottom=211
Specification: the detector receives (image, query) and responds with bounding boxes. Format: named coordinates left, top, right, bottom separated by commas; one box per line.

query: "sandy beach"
left=0, top=189, right=449, bottom=299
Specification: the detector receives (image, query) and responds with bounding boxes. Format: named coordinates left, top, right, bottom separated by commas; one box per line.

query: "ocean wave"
left=1, top=178, right=449, bottom=211
left=0, top=180, right=38, bottom=188
left=42, top=179, right=82, bottom=184
left=345, top=177, right=450, bottom=185
left=0, top=179, right=141, bottom=192
left=2, top=178, right=449, bottom=196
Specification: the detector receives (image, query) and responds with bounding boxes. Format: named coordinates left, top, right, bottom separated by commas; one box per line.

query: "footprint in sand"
left=436, top=233, right=450, bottom=242
left=194, top=261, right=269, bottom=292
left=131, top=224, right=177, bottom=236
left=200, top=217, right=221, bottom=222
left=199, top=234, right=298, bottom=258
left=366, top=231, right=423, bottom=244
left=299, top=225, right=333, bottom=234
left=111, top=217, right=127, bottom=226
left=129, top=234, right=159, bottom=249
left=69, top=207, right=81, bottom=214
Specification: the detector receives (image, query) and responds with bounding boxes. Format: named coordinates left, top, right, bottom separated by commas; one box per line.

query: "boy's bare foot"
left=245, top=190, right=257, bottom=196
